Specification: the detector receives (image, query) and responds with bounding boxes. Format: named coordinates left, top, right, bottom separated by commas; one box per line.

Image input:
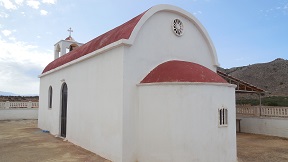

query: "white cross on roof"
left=67, top=27, right=73, bottom=36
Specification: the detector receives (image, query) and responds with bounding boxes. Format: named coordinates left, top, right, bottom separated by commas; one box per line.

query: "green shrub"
left=237, top=96, right=288, bottom=107
left=267, top=101, right=278, bottom=106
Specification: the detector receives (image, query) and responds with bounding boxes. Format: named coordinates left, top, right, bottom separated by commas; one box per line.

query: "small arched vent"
left=172, top=19, right=184, bottom=36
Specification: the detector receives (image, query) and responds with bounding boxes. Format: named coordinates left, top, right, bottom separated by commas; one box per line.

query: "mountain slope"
left=219, top=58, right=288, bottom=96
left=0, top=91, right=19, bottom=96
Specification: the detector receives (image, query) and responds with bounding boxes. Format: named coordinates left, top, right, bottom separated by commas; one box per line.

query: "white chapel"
left=38, top=4, right=237, bottom=162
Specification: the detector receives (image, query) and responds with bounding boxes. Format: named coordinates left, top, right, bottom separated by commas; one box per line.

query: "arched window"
left=54, top=44, right=61, bottom=59
left=48, top=86, right=53, bottom=109
left=69, top=44, right=79, bottom=52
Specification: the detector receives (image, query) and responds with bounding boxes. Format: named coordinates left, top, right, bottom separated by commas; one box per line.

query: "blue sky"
left=0, top=0, right=287, bottom=95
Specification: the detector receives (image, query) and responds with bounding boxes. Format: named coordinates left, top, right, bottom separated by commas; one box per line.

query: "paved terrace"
left=1, top=120, right=288, bottom=162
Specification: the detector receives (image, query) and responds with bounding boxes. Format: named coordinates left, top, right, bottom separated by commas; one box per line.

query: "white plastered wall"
left=122, top=8, right=219, bottom=162
left=137, top=83, right=237, bottom=162
left=238, top=117, right=288, bottom=138
left=0, top=109, right=38, bottom=120
left=39, top=47, right=124, bottom=162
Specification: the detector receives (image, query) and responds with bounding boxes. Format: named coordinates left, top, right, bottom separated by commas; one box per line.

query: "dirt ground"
left=237, top=133, right=288, bottom=162
left=1, top=120, right=288, bottom=162
left=0, top=120, right=110, bottom=162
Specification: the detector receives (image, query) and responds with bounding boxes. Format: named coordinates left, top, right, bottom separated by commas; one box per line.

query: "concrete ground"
left=1, top=120, right=288, bottom=162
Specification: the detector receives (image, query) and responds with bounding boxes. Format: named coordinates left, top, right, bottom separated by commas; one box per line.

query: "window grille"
left=219, top=107, right=228, bottom=126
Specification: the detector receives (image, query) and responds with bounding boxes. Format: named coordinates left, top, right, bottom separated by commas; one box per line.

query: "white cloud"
left=0, top=39, right=53, bottom=95
left=15, top=0, right=23, bottom=5
left=261, top=3, right=288, bottom=16
left=0, top=11, right=9, bottom=18
left=42, top=0, right=56, bottom=4
left=27, top=0, right=40, bottom=9
left=8, top=36, right=16, bottom=41
left=193, top=11, right=202, bottom=15
left=40, top=9, right=48, bottom=15
left=0, top=0, right=17, bottom=10
left=2, top=29, right=12, bottom=36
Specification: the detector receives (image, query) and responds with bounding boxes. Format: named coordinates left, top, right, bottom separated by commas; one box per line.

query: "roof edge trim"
left=39, top=39, right=131, bottom=78
left=128, top=4, right=220, bottom=67
left=137, top=82, right=237, bottom=88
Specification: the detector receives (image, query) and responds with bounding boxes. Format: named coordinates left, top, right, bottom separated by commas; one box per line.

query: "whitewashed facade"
left=39, top=4, right=237, bottom=162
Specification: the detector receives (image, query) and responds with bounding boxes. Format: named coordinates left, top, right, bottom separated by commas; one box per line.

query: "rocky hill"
left=0, top=96, right=39, bottom=102
left=218, top=58, right=288, bottom=96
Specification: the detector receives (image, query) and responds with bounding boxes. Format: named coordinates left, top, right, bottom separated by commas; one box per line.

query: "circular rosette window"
left=172, top=19, right=184, bottom=36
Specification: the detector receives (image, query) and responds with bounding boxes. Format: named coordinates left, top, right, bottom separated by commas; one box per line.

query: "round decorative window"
left=172, top=19, right=183, bottom=36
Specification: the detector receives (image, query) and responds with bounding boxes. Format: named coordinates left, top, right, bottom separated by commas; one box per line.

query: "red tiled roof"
left=42, top=11, right=146, bottom=74
left=217, top=70, right=265, bottom=92
left=140, top=60, right=227, bottom=83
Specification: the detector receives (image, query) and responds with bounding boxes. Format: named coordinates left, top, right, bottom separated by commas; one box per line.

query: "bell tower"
left=54, top=27, right=83, bottom=60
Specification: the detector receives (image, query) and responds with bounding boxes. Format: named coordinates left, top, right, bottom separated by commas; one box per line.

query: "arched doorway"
left=60, top=83, right=68, bottom=137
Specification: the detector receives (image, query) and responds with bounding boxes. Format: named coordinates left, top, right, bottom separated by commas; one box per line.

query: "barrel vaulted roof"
left=42, top=4, right=218, bottom=75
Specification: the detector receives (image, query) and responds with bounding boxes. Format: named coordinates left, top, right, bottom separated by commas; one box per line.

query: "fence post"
left=255, top=106, right=261, bottom=117
left=27, top=101, right=32, bottom=108
left=5, top=101, right=10, bottom=109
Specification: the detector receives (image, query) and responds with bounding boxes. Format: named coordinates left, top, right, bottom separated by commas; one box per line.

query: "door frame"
left=60, top=82, right=68, bottom=138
